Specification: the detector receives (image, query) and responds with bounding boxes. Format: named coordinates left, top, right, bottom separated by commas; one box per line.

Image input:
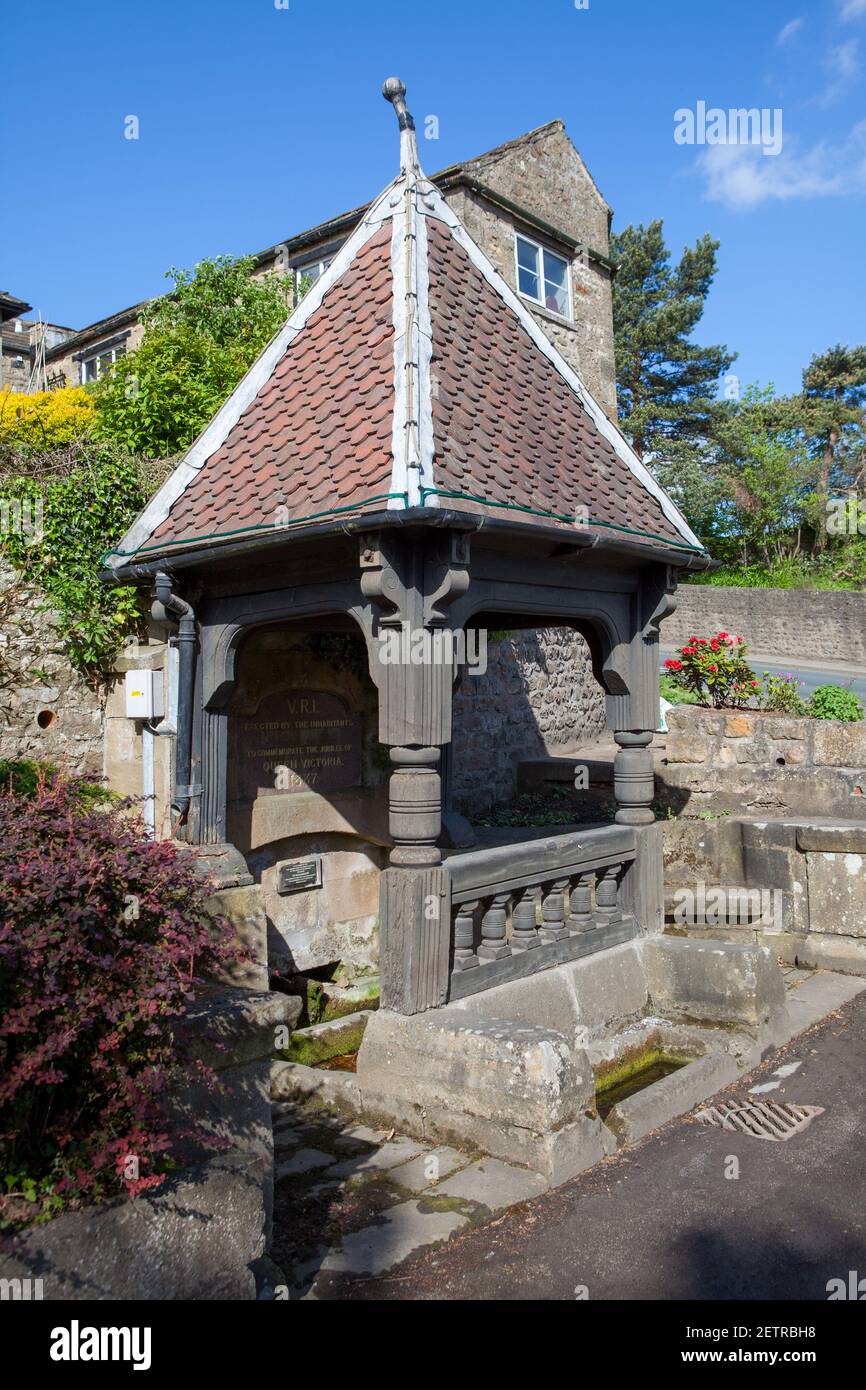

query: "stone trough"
left=272, top=934, right=789, bottom=1185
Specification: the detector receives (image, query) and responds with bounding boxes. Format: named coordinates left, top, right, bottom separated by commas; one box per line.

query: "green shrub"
left=659, top=673, right=700, bottom=705
left=94, top=256, right=294, bottom=457
left=0, top=761, right=112, bottom=806
left=808, top=685, right=864, bottom=722
left=760, top=672, right=807, bottom=715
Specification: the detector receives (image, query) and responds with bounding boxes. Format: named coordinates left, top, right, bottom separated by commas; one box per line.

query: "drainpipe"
left=152, top=571, right=197, bottom=831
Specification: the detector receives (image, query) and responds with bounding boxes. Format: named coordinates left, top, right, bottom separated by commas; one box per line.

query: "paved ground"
left=271, top=967, right=866, bottom=1300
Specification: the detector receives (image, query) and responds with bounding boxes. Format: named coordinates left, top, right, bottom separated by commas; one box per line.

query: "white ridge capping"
left=416, top=180, right=705, bottom=552
left=388, top=182, right=411, bottom=508
left=388, top=172, right=436, bottom=511
left=106, top=177, right=404, bottom=568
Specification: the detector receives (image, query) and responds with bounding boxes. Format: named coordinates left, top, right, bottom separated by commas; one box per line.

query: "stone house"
left=0, top=291, right=77, bottom=393
left=39, top=120, right=618, bottom=415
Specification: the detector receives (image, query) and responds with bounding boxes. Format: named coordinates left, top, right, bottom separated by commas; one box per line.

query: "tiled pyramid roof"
left=106, top=92, right=705, bottom=568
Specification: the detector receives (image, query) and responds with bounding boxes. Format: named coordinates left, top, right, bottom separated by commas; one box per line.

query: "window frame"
left=513, top=231, right=573, bottom=322
left=292, top=257, right=333, bottom=296
left=79, top=342, right=126, bottom=385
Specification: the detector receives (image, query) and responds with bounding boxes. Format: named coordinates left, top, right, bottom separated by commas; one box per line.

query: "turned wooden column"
left=478, top=892, right=512, bottom=961
left=541, top=877, right=570, bottom=942
left=595, top=863, right=623, bottom=925
left=613, top=731, right=655, bottom=827
left=452, top=899, right=479, bottom=972
left=567, top=871, right=595, bottom=932
left=511, top=885, right=541, bottom=951
left=380, top=745, right=450, bottom=1013
left=387, top=745, right=443, bottom=867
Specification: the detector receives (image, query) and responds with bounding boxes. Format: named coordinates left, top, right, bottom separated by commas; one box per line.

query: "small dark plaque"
left=235, top=689, right=362, bottom=800
left=277, top=857, right=322, bottom=895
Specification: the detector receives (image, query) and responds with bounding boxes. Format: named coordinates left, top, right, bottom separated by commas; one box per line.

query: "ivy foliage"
left=94, top=255, right=294, bottom=457
left=0, top=442, right=169, bottom=682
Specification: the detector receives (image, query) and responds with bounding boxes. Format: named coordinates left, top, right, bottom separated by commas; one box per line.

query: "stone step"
left=664, top=884, right=777, bottom=927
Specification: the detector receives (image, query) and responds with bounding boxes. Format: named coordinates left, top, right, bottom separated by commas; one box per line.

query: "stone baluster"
left=595, top=862, right=623, bottom=925
left=478, top=892, right=512, bottom=961
left=567, top=871, right=595, bottom=933
left=541, top=877, right=570, bottom=942
left=511, top=885, right=541, bottom=951
left=452, top=899, right=479, bottom=972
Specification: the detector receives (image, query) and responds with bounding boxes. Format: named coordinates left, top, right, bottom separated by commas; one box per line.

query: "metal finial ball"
left=382, top=77, right=406, bottom=104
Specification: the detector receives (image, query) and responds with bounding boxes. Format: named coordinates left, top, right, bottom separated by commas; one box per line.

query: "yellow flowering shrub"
left=0, top=387, right=96, bottom=453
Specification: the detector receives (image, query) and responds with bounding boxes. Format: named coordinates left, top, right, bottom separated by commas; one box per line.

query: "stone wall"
left=661, top=706, right=866, bottom=820
left=0, top=558, right=104, bottom=776
left=663, top=816, right=866, bottom=978
left=663, top=585, right=866, bottom=665
left=450, top=628, right=606, bottom=816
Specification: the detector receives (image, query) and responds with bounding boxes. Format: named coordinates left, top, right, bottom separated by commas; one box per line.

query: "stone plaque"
left=235, top=689, right=362, bottom=799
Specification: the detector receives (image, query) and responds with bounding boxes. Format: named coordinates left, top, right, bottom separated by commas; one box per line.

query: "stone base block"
left=357, top=1008, right=593, bottom=1132
left=205, top=884, right=269, bottom=991
left=773, top=930, right=866, bottom=977
left=642, top=935, right=788, bottom=1045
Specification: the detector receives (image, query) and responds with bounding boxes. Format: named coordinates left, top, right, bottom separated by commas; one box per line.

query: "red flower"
left=708, top=665, right=718, bottom=672
left=717, top=631, right=728, bottom=639
left=664, top=659, right=683, bottom=670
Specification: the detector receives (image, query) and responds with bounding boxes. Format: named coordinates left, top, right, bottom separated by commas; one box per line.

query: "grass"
left=685, top=553, right=866, bottom=592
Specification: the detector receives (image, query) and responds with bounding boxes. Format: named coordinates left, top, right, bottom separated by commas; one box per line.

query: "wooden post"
left=379, top=746, right=451, bottom=1013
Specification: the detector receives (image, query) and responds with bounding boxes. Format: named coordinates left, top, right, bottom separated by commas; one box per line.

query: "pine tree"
left=799, top=344, right=866, bottom=544
left=611, top=221, right=735, bottom=464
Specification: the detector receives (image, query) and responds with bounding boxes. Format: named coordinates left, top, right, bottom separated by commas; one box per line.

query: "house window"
left=294, top=258, right=332, bottom=296
left=80, top=343, right=126, bottom=384
left=515, top=234, right=571, bottom=320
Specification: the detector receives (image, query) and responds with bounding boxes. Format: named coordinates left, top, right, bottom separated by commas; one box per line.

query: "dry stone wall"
left=0, top=558, right=104, bottom=776
left=663, top=585, right=866, bottom=665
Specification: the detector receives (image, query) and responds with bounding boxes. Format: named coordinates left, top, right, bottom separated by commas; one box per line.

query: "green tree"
left=711, top=385, right=813, bottom=567
left=799, top=343, right=866, bottom=545
left=611, top=220, right=735, bottom=465
left=94, top=255, right=294, bottom=457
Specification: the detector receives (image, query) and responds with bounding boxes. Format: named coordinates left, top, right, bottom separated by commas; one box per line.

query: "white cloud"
left=696, top=120, right=866, bottom=209
left=841, top=0, right=866, bottom=21
left=816, top=38, right=861, bottom=105
left=777, top=17, right=804, bottom=46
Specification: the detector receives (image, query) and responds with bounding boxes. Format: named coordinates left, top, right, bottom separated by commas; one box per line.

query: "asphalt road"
left=660, top=650, right=866, bottom=703
left=337, top=994, right=866, bottom=1301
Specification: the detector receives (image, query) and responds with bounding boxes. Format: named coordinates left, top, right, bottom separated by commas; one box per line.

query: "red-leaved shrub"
left=0, top=775, right=236, bottom=1222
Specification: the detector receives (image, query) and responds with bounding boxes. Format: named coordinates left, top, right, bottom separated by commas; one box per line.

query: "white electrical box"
left=124, top=669, right=164, bottom=720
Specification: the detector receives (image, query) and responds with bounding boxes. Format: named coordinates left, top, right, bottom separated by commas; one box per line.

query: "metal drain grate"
left=695, top=1100, right=824, bottom=1141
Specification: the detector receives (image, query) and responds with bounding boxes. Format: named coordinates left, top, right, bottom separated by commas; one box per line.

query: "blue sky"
left=3, top=0, right=865, bottom=396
